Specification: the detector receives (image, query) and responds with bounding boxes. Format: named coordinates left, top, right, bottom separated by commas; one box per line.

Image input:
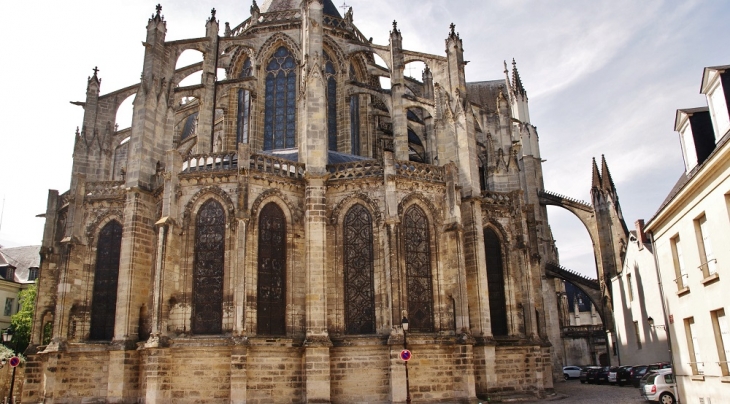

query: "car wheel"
left=564, top=374, right=569, bottom=380
left=580, top=380, right=585, bottom=384
left=659, top=392, right=675, bottom=404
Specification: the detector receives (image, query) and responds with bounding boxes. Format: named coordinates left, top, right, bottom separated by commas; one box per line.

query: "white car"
left=563, top=366, right=582, bottom=380
left=641, top=369, right=678, bottom=404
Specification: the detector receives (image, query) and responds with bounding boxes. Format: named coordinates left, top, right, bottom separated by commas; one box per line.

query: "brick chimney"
left=635, top=219, right=648, bottom=250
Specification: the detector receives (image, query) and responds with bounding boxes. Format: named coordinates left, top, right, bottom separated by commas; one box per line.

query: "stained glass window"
left=257, top=203, right=286, bottom=335
left=239, top=58, right=252, bottom=78
left=325, top=52, right=338, bottom=151
left=484, top=227, right=508, bottom=336
left=237, top=89, right=250, bottom=144
left=192, top=199, right=225, bottom=335
left=404, top=205, right=434, bottom=332
left=264, top=47, right=296, bottom=150
left=343, top=204, right=375, bottom=334
left=350, top=95, right=360, bottom=155
left=90, top=220, right=122, bottom=341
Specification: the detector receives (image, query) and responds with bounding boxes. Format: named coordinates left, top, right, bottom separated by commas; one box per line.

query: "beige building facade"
left=23, top=1, right=575, bottom=403
left=610, top=221, right=670, bottom=367
left=645, top=64, right=730, bottom=403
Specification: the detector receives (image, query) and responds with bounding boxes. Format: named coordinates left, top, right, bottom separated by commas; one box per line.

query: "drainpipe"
left=647, top=231, right=680, bottom=399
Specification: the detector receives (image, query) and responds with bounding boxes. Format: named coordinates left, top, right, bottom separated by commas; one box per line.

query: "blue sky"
left=1, top=0, right=728, bottom=277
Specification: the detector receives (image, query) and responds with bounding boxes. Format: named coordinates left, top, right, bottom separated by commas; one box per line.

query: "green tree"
left=9, top=283, right=36, bottom=354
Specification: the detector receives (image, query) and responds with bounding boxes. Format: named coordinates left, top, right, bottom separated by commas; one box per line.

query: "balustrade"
left=394, top=160, right=444, bottom=182
left=249, top=153, right=304, bottom=179
left=328, top=160, right=382, bottom=180
left=182, top=152, right=238, bottom=173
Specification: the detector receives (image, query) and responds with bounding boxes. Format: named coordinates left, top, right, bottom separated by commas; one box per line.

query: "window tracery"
left=257, top=203, right=287, bottom=335
left=89, top=220, right=122, bottom=341
left=403, top=205, right=434, bottom=332
left=484, top=227, right=508, bottom=336
left=192, top=199, right=225, bottom=335
left=237, top=59, right=252, bottom=144
left=343, top=204, right=375, bottom=334
left=264, top=47, right=296, bottom=150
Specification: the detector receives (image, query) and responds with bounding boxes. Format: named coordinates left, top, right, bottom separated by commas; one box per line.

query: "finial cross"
left=449, top=23, right=455, bottom=35
left=211, top=8, right=216, bottom=19
left=339, top=1, right=350, bottom=12
left=155, top=4, right=162, bottom=16
left=392, top=20, right=398, bottom=31
left=93, top=66, right=100, bottom=76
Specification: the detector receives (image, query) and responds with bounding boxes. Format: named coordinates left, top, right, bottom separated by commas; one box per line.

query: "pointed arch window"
left=90, top=220, right=122, bottom=341
left=325, top=52, right=338, bottom=151
left=264, top=47, right=296, bottom=150
left=192, top=199, right=225, bottom=335
left=237, top=59, right=253, bottom=144
left=343, top=204, right=375, bottom=334
left=404, top=205, right=434, bottom=332
left=349, top=64, right=361, bottom=155
left=257, top=203, right=287, bottom=335
left=484, top=227, right=508, bottom=336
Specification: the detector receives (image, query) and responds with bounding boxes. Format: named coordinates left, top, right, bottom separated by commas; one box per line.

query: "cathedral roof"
left=466, top=80, right=508, bottom=112
left=260, top=0, right=343, bottom=18
left=262, top=148, right=370, bottom=164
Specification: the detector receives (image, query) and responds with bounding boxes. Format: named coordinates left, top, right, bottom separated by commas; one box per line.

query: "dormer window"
left=701, top=66, right=730, bottom=141
left=675, top=108, right=715, bottom=173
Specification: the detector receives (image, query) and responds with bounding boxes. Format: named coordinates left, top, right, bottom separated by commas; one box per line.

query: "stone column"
left=389, top=21, right=408, bottom=161
left=195, top=10, right=220, bottom=154
left=229, top=342, right=248, bottom=403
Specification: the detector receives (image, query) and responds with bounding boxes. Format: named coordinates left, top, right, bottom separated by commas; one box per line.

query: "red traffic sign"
left=399, top=349, right=412, bottom=361
left=9, top=356, right=20, bottom=367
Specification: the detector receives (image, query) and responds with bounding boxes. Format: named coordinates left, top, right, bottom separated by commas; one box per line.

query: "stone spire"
left=150, top=3, right=164, bottom=23
left=591, top=157, right=602, bottom=189
left=87, top=66, right=101, bottom=92
left=511, top=59, right=527, bottom=98
left=600, top=155, right=616, bottom=192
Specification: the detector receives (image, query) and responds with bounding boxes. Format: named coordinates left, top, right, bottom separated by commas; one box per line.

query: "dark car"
left=616, top=365, right=633, bottom=386
left=580, top=366, right=601, bottom=384
left=631, top=365, right=649, bottom=387
left=594, top=366, right=611, bottom=384
left=646, top=362, right=672, bottom=372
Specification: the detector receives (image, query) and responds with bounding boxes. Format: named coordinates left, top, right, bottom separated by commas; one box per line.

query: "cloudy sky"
left=1, top=0, right=728, bottom=277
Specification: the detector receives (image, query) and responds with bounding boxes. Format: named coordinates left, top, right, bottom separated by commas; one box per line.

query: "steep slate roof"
left=466, top=80, right=508, bottom=112
left=0, top=245, right=40, bottom=283
left=260, top=0, right=343, bottom=18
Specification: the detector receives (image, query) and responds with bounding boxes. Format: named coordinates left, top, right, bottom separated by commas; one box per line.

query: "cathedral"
left=26, top=1, right=565, bottom=402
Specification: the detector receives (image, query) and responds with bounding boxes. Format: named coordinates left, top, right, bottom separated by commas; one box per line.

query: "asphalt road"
left=525, top=379, right=647, bottom=403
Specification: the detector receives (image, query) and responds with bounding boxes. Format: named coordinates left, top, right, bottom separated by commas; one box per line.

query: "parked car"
left=616, top=365, right=633, bottom=386
left=595, top=366, right=611, bottom=384
left=580, top=366, right=601, bottom=384
left=647, top=362, right=672, bottom=372
left=631, top=365, right=649, bottom=387
left=640, top=369, right=677, bottom=403
left=607, top=366, right=621, bottom=384
left=563, top=365, right=582, bottom=380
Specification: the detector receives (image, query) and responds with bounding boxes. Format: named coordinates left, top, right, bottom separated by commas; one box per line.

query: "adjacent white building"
left=644, top=64, right=730, bottom=403
left=610, top=220, right=670, bottom=366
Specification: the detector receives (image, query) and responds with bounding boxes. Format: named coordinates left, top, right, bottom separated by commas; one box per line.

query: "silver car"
left=640, top=369, right=678, bottom=404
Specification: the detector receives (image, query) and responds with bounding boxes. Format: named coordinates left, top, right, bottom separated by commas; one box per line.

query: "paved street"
left=524, top=379, right=646, bottom=403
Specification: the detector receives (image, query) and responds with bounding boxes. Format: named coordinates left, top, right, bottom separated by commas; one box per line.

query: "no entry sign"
left=9, top=356, right=20, bottom=367
left=399, top=349, right=412, bottom=361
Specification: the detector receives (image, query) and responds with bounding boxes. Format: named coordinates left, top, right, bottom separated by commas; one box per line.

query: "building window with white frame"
left=685, top=317, right=705, bottom=375
left=695, top=214, right=717, bottom=278
left=711, top=309, right=730, bottom=376
left=671, top=235, right=688, bottom=290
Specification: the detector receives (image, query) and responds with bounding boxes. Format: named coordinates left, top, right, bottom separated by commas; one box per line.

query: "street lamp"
left=2, top=327, right=16, bottom=404
left=402, top=316, right=411, bottom=404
